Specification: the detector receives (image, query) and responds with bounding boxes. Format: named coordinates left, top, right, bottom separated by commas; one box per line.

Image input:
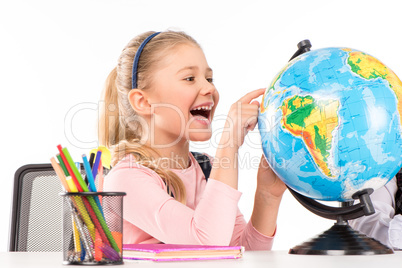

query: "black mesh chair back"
left=9, top=163, right=108, bottom=252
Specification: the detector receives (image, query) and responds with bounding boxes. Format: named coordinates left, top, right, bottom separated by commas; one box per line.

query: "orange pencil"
left=50, top=157, right=69, bottom=191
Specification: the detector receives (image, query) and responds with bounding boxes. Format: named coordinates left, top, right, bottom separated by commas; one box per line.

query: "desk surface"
left=1, top=251, right=402, bottom=268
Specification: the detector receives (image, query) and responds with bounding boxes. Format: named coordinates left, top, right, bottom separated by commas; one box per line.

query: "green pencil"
left=61, top=147, right=120, bottom=253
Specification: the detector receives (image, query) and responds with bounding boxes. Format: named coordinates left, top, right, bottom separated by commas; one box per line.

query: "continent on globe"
left=346, top=49, right=402, bottom=125
left=280, top=95, right=339, bottom=178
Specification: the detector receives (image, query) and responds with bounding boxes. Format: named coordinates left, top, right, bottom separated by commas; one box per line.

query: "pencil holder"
left=61, top=192, right=126, bottom=265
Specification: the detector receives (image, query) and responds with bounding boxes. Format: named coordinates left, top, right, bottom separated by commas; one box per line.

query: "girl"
left=99, top=30, right=286, bottom=250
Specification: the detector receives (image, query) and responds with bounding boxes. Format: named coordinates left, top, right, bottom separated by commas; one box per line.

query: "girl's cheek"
left=214, top=91, right=220, bottom=104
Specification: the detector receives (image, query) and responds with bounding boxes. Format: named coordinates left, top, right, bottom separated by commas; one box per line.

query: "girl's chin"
left=187, top=130, right=212, bottom=142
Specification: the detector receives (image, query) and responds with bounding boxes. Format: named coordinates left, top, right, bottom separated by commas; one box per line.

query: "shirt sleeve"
left=104, top=165, right=242, bottom=246
left=228, top=208, right=274, bottom=250
left=202, top=153, right=275, bottom=250
left=349, top=177, right=402, bottom=249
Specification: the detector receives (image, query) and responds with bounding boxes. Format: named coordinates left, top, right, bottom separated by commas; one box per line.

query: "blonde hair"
left=98, top=31, right=200, bottom=203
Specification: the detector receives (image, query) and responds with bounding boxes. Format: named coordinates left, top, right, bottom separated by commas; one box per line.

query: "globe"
left=258, top=47, right=402, bottom=202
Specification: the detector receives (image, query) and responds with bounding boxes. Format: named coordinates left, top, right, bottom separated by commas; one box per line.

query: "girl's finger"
left=238, top=88, right=266, bottom=104
left=250, top=100, right=260, bottom=107
left=246, top=119, right=258, bottom=132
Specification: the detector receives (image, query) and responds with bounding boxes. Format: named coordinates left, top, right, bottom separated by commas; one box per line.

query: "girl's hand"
left=256, top=154, right=287, bottom=198
left=221, top=88, right=266, bottom=149
left=250, top=154, right=287, bottom=236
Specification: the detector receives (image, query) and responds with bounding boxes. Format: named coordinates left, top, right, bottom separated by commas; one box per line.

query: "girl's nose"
left=200, top=80, right=216, bottom=96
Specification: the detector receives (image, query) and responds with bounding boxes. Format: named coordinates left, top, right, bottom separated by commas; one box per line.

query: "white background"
left=1, top=0, right=401, bottom=252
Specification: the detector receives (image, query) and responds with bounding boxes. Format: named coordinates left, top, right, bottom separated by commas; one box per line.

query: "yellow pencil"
left=51, top=157, right=94, bottom=260
left=72, top=215, right=81, bottom=259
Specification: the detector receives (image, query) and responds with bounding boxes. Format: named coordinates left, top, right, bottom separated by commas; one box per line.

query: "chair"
left=9, top=163, right=108, bottom=252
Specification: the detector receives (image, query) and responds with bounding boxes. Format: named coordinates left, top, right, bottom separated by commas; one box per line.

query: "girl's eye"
left=206, top=77, right=214, bottom=83
left=185, top=77, right=195, bottom=82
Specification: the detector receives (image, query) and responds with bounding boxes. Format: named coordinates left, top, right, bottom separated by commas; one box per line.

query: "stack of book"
left=123, top=244, right=244, bottom=261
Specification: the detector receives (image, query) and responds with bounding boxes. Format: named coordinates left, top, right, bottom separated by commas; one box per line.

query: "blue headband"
left=131, top=32, right=161, bottom=89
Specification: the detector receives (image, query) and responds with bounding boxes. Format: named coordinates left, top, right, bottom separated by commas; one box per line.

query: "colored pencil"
left=61, top=147, right=88, bottom=192
left=57, top=154, right=79, bottom=193
left=50, top=157, right=69, bottom=191
left=60, top=146, right=120, bottom=253
left=82, top=154, right=97, bottom=192
left=57, top=145, right=83, bottom=192
left=92, top=151, right=102, bottom=180
left=53, top=153, right=96, bottom=241
left=82, top=154, right=105, bottom=218
left=89, top=153, right=95, bottom=169
left=51, top=157, right=94, bottom=260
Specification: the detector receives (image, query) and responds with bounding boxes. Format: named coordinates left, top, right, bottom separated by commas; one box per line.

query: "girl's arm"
left=228, top=155, right=286, bottom=248
left=209, top=88, right=286, bottom=239
left=208, top=88, right=286, bottom=244
left=209, top=88, right=266, bottom=189
left=250, top=155, right=286, bottom=237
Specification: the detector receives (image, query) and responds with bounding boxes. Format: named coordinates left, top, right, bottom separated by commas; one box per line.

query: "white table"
left=1, top=251, right=402, bottom=268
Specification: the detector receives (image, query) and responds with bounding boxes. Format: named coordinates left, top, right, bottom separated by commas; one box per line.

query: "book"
left=122, top=244, right=244, bottom=261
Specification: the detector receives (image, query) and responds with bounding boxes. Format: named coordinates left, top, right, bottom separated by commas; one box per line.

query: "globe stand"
left=285, top=40, right=393, bottom=255
left=289, top=39, right=312, bottom=61
left=288, top=187, right=393, bottom=255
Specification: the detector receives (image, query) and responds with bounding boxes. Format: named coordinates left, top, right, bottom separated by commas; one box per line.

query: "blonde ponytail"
left=98, top=67, right=121, bottom=148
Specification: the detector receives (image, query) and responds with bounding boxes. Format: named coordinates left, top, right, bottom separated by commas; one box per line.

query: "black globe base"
left=289, top=222, right=393, bottom=255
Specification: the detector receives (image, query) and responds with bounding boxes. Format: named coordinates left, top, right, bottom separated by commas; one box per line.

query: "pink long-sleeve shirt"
left=103, top=153, right=274, bottom=250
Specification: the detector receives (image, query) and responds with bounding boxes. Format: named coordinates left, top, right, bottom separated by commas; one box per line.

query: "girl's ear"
left=128, top=89, right=152, bottom=116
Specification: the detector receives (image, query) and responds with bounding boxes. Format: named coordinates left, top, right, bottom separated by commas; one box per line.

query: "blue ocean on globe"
left=258, top=47, right=402, bottom=201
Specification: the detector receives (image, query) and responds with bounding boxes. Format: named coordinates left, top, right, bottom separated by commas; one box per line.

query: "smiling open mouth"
left=190, top=106, right=211, bottom=119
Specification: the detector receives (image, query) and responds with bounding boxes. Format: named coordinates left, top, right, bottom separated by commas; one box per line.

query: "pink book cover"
left=123, top=244, right=244, bottom=261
